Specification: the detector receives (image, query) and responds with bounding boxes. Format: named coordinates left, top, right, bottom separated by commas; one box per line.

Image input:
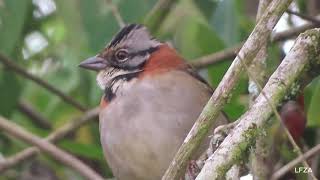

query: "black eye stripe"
left=107, top=46, right=159, bottom=70
left=128, top=46, right=158, bottom=58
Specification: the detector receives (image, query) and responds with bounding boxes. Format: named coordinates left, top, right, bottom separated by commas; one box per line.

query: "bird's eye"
left=115, top=49, right=128, bottom=61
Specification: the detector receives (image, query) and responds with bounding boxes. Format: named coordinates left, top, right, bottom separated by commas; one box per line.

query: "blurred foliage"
left=305, top=76, right=320, bottom=127
left=0, top=0, right=30, bottom=117
left=0, top=0, right=319, bottom=179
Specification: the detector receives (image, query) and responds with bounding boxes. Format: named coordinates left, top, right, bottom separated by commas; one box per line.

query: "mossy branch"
left=196, top=29, right=320, bottom=179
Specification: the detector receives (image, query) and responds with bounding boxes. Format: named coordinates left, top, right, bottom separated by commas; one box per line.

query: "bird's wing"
left=183, top=64, right=214, bottom=94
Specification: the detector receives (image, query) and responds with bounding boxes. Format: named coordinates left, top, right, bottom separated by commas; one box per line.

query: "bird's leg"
left=184, top=120, right=240, bottom=179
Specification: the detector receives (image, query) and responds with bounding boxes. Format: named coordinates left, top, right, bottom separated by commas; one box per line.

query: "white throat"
left=96, top=67, right=139, bottom=96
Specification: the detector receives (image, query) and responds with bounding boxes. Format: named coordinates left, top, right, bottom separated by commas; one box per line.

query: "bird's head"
left=79, top=24, right=186, bottom=100
left=79, top=24, right=162, bottom=89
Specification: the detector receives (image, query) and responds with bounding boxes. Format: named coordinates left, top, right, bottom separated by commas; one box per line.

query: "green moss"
left=215, top=124, right=259, bottom=178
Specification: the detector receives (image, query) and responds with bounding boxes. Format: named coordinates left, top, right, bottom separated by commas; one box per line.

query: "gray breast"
left=99, top=70, right=226, bottom=180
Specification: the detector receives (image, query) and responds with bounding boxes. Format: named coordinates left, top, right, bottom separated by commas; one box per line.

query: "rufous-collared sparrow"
left=79, top=24, right=228, bottom=180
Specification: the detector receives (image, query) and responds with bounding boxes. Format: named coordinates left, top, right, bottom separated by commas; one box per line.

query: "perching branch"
left=106, top=0, right=125, bottom=28
left=162, top=0, right=292, bottom=179
left=0, top=107, right=99, bottom=172
left=0, top=53, right=87, bottom=111
left=196, top=29, right=320, bottom=179
left=191, top=20, right=320, bottom=69
left=0, top=115, right=103, bottom=180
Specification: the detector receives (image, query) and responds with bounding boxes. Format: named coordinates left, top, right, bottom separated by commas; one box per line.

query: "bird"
left=79, top=24, right=228, bottom=180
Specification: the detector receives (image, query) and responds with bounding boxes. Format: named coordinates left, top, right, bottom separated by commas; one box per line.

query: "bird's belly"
left=99, top=71, right=221, bottom=180
left=100, top=100, right=205, bottom=179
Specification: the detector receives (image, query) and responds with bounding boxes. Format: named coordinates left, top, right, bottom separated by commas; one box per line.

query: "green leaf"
left=118, top=0, right=157, bottom=23
left=193, top=0, right=217, bottom=20
left=210, top=0, right=241, bottom=46
left=0, top=0, right=31, bottom=117
left=175, top=17, right=225, bottom=59
left=0, top=0, right=31, bottom=53
left=77, top=0, right=118, bottom=52
left=305, top=76, right=320, bottom=127
left=0, top=71, right=22, bottom=117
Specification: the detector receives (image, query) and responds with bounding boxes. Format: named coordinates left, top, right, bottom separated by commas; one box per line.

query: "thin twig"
left=17, top=100, right=52, bottom=130
left=191, top=44, right=242, bottom=69
left=0, top=107, right=99, bottom=172
left=271, top=20, right=319, bottom=41
left=106, top=0, right=125, bottom=28
left=0, top=53, right=87, bottom=111
left=286, top=9, right=320, bottom=26
left=196, top=29, right=320, bottom=179
left=0, top=115, right=104, bottom=180
left=272, top=144, right=320, bottom=179
left=191, top=21, right=319, bottom=69
left=162, top=0, right=292, bottom=179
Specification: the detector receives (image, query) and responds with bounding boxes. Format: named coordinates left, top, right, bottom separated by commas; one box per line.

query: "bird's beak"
left=79, top=56, right=108, bottom=71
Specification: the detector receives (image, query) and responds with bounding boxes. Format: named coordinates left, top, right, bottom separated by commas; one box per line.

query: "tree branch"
left=0, top=53, right=87, bottom=111
left=191, top=20, right=319, bottom=69
left=162, top=0, right=292, bottom=179
left=286, top=9, right=320, bottom=26
left=196, top=28, right=320, bottom=179
left=0, top=114, right=103, bottom=180
left=17, top=100, right=52, bottom=130
left=0, top=107, right=99, bottom=172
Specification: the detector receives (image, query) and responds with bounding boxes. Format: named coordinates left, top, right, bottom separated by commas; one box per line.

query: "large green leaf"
left=175, top=17, right=224, bottom=59
left=193, top=0, right=217, bottom=20
left=0, top=0, right=30, bottom=53
left=118, top=0, right=157, bottom=23
left=210, top=0, right=241, bottom=46
left=0, top=72, right=22, bottom=117
left=78, top=0, right=118, bottom=52
left=0, top=0, right=31, bottom=117
left=305, top=76, right=320, bottom=127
